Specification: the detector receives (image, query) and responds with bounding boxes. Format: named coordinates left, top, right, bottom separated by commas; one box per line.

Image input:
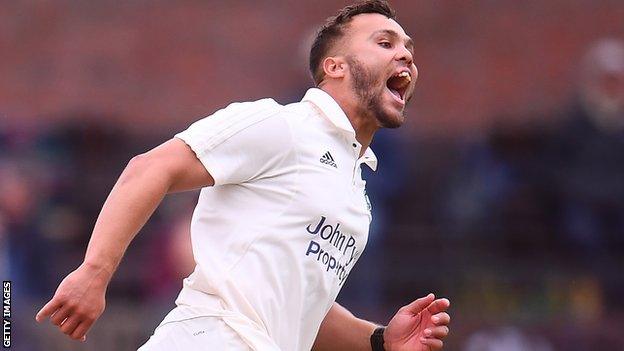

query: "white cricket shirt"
left=172, top=88, right=377, bottom=351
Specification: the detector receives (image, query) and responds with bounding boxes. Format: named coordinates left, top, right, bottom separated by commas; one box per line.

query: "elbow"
left=118, top=153, right=154, bottom=185
left=119, top=152, right=176, bottom=192
left=127, top=153, right=151, bottom=169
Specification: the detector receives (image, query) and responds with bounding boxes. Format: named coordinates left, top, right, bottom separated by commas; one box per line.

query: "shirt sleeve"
left=174, top=98, right=294, bottom=186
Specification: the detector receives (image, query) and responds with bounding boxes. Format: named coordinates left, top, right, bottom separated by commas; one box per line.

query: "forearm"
left=83, top=155, right=172, bottom=280
left=312, top=303, right=379, bottom=351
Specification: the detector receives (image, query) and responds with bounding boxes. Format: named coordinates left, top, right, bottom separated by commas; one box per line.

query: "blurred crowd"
left=2, top=1, right=624, bottom=349
left=1, top=118, right=197, bottom=300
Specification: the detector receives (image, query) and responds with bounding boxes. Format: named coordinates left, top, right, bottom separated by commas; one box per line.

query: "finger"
left=60, top=316, right=81, bottom=336
left=420, top=337, right=443, bottom=350
left=431, top=312, right=450, bottom=325
left=426, top=298, right=450, bottom=315
left=70, top=320, right=94, bottom=341
left=50, top=308, right=72, bottom=327
left=36, top=298, right=63, bottom=322
left=423, top=326, right=449, bottom=339
left=402, top=293, right=435, bottom=314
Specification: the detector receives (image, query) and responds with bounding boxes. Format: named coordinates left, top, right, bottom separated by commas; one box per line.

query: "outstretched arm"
left=35, top=138, right=213, bottom=341
left=313, top=294, right=450, bottom=351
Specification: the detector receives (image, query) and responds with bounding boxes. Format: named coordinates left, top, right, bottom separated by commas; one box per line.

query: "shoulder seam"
left=196, top=103, right=283, bottom=157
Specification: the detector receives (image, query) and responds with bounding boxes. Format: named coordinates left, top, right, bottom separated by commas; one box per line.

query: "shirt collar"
left=302, top=88, right=378, bottom=171
left=302, top=88, right=355, bottom=135
left=361, top=147, right=378, bottom=171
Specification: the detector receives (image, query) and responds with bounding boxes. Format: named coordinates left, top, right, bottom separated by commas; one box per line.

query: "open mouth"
left=386, top=71, right=411, bottom=104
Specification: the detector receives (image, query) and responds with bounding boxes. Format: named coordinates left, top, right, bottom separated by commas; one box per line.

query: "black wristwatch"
left=370, top=326, right=386, bottom=351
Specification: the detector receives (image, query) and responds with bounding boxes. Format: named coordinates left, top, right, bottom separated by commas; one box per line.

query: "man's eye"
left=379, top=42, right=392, bottom=48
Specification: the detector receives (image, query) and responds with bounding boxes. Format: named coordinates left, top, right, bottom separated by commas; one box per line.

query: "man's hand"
left=35, top=263, right=110, bottom=341
left=384, top=293, right=451, bottom=351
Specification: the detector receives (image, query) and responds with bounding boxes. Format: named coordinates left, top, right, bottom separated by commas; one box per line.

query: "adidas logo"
left=320, top=151, right=338, bottom=168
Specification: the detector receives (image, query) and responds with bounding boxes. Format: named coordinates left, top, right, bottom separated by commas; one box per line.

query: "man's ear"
left=322, top=56, right=347, bottom=79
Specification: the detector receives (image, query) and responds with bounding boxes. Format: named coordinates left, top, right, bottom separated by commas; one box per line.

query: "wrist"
left=81, top=260, right=115, bottom=284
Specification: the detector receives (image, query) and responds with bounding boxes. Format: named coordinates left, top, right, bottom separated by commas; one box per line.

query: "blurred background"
left=2, top=0, right=624, bottom=350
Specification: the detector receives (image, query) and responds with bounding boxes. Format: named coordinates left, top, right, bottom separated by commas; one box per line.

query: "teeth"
left=397, top=71, right=411, bottom=82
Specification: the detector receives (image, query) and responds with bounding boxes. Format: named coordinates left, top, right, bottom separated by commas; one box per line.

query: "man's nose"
left=396, top=46, right=413, bottom=65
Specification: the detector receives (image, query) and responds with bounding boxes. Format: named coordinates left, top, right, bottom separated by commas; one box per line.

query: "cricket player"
left=36, top=1, right=451, bottom=350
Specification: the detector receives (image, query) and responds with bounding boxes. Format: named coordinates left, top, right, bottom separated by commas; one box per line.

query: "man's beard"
left=346, top=55, right=404, bottom=129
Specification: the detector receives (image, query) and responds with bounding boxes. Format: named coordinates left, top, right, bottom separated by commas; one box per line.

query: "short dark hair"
left=309, top=0, right=396, bottom=85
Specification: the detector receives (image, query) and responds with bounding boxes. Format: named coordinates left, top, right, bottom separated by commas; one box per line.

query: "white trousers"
left=138, top=314, right=252, bottom=350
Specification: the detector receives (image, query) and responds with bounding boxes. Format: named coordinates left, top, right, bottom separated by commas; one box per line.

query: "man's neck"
left=319, top=85, right=378, bottom=157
